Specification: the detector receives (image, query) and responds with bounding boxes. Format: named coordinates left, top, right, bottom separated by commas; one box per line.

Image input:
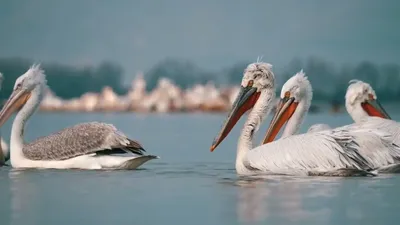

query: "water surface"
left=1, top=112, right=400, bottom=225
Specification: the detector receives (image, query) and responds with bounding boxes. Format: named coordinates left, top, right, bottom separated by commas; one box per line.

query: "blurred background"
left=1, top=2, right=400, bottom=225
left=0, top=0, right=398, bottom=113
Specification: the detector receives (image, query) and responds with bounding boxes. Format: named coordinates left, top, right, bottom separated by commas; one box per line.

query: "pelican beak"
left=361, top=94, right=391, bottom=119
left=210, top=83, right=260, bottom=152
left=262, top=96, right=298, bottom=144
left=0, top=88, right=31, bottom=127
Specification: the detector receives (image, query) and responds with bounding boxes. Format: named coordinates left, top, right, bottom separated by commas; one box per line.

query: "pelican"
left=343, top=80, right=400, bottom=141
left=0, top=72, right=9, bottom=165
left=309, top=80, right=396, bottom=133
left=309, top=80, right=400, bottom=148
left=0, top=64, right=159, bottom=170
left=261, top=71, right=400, bottom=173
left=210, top=62, right=376, bottom=177
left=345, top=80, right=391, bottom=122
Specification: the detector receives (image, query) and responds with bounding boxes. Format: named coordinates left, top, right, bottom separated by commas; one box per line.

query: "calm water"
left=1, top=111, right=400, bottom=225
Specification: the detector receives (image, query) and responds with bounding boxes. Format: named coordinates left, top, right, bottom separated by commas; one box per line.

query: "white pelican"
left=343, top=80, right=400, bottom=141
left=307, top=80, right=400, bottom=170
left=345, top=80, right=391, bottom=122
left=0, top=72, right=9, bottom=165
left=0, top=64, right=159, bottom=170
left=261, top=71, right=400, bottom=173
left=310, top=80, right=394, bottom=133
left=210, top=62, right=376, bottom=176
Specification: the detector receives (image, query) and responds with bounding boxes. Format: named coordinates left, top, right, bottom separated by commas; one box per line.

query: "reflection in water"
left=2, top=167, right=399, bottom=225
left=232, top=176, right=352, bottom=224
left=232, top=175, right=400, bottom=224
left=235, top=177, right=270, bottom=223
left=9, top=169, right=39, bottom=225
left=275, top=177, right=332, bottom=223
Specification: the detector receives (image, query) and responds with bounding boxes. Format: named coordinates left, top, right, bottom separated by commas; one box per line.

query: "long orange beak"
left=0, top=88, right=31, bottom=127
left=361, top=95, right=391, bottom=119
left=210, top=85, right=260, bottom=152
left=262, top=96, right=298, bottom=144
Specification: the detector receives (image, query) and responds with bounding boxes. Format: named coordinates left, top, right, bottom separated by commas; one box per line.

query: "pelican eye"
left=15, top=83, right=22, bottom=90
left=368, top=93, right=374, bottom=100
left=247, top=80, right=254, bottom=87
left=284, top=91, right=291, bottom=98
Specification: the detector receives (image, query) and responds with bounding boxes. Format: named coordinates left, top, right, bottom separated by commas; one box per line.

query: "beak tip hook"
left=210, top=145, right=216, bottom=152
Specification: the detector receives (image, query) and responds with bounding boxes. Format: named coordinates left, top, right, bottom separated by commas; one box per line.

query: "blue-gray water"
left=1, top=111, right=400, bottom=225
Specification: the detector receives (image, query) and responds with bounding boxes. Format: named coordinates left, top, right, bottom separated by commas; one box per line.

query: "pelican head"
left=0, top=64, right=47, bottom=127
left=262, top=70, right=312, bottom=144
left=210, top=62, right=275, bottom=152
left=345, top=80, right=390, bottom=122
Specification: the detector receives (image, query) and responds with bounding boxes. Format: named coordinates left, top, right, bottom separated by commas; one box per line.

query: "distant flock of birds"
left=0, top=62, right=399, bottom=177
left=40, top=73, right=242, bottom=113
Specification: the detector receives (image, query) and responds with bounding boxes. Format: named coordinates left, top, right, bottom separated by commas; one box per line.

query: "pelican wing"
left=308, top=118, right=400, bottom=170
left=342, top=117, right=400, bottom=144
left=244, top=129, right=373, bottom=175
left=344, top=128, right=400, bottom=168
left=23, top=122, right=145, bottom=160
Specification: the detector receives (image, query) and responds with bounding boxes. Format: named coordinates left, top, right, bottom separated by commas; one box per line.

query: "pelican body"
left=0, top=65, right=159, bottom=170
left=262, top=72, right=400, bottom=173
left=210, top=62, right=376, bottom=177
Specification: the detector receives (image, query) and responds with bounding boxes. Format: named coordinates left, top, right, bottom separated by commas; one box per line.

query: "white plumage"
left=271, top=72, right=400, bottom=173
left=247, top=129, right=372, bottom=176
left=307, top=122, right=400, bottom=171
left=307, top=124, right=331, bottom=133
left=210, top=63, right=381, bottom=176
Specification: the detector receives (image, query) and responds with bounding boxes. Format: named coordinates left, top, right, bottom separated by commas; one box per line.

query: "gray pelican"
left=210, top=62, right=377, bottom=176
left=0, top=72, right=9, bottom=165
left=0, top=64, right=159, bottom=169
left=262, top=71, right=400, bottom=173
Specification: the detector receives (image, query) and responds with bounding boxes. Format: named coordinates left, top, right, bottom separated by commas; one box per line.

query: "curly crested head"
left=210, top=61, right=276, bottom=152
left=0, top=64, right=48, bottom=128
left=346, top=80, right=376, bottom=105
left=241, top=62, right=275, bottom=91
left=14, top=64, right=47, bottom=92
left=345, top=79, right=390, bottom=122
